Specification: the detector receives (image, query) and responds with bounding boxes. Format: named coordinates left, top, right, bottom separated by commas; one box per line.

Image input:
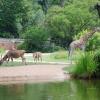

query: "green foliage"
left=74, top=30, right=88, bottom=40
left=21, top=26, right=49, bottom=52
left=46, top=6, right=71, bottom=38
left=33, top=9, right=45, bottom=26
left=0, top=0, right=39, bottom=37
left=0, top=48, right=5, bottom=59
left=94, top=49, right=100, bottom=66
left=0, top=32, right=12, bottom=38
left=69, top=52, right=97, bottom=79
left=17, top=42, right=26, bottom=50
left=0, top=0, right=99, bottom=52
left=0, top=48, right=5, bottom=53
left=46, top=0, right=97, bottom=47
left=94, top=49, right=100, bottom=76
left=86, top=32, right=100, bottom=51
left=0, top=0, right=25, bottom=37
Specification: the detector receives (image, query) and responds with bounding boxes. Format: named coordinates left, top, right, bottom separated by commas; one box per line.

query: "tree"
left=21, top=26, right=49, bottom=52
left=0, top=0, right=34, bottom=38
left=46, top=3, right=94, bottom=47
left=38, top=0, right=48, bottom=14
left=94, top=3, right=100, bottom=18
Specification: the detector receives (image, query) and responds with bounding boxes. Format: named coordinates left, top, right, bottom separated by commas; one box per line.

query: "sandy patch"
left=0, top=64, right=70, bottom=85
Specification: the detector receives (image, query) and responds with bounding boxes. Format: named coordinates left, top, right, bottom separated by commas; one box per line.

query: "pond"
left=0, top=80, right=100, bottom=100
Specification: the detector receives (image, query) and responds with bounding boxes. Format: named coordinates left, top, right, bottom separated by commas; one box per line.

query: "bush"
left=86, top=32, right=100, bottom=51
left=0, top=32, right=12, bottom=38
left=93, top=49, right=100, bottom=77
left=21, top=27, right=49, bottom=52
left=17, top=42, right=26, bottom=50
left=69, top=52, right=97, bottom=79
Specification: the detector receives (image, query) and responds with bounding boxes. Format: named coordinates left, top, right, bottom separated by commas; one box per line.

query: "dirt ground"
left=0, top=64, right=70, bottom=85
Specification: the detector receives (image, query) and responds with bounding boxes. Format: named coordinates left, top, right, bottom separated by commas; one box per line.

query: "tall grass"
left=93, top=49, right=100, bottom=77
left=69, top=52, right=97, bottom=79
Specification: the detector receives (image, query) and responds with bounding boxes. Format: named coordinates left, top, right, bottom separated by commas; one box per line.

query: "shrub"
left=69, top=52, right=97, bottom=79
left=86, top=32, right=100, bottom=51
left=17, top=42, right=26, bottom=50
left=21, top=27, right=49, bottom=52
left=93, top=49, right=100, bottom=77
left=0, top=32, right=11, bottom=38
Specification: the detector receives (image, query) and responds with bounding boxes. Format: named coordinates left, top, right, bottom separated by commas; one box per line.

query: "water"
left=0, top=80, right=100, bottom=100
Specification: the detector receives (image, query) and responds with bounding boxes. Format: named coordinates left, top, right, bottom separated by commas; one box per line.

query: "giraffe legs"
left=68, top=47, right=74, bottom=64
left=69, top=45, right=85, bottom=64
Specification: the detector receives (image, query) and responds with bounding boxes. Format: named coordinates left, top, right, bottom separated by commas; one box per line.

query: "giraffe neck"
left=79, top=38, right=86, bottom=44
left=81, top=30, right=96, bottom=42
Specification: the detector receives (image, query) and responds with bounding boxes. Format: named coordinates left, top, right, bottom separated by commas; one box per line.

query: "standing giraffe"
left=68, top=27, right=100, bottom=59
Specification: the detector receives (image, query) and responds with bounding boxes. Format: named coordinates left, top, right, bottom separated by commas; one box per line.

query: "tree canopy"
left=0, top=0, right=100, bottom=51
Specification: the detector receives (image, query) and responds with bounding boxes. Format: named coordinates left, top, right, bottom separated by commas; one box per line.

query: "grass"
left=65, top=52, right=97, bottom=79
left=47, top=50, right=68, bottom=62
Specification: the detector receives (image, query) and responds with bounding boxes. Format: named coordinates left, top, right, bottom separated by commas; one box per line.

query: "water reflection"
left=0, top=80, right=100, bottom=100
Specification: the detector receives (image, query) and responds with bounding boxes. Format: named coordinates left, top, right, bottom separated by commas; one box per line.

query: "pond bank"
left=0, top=64, right=70, bottom=85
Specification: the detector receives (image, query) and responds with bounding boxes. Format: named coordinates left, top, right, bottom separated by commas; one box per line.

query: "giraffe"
left=68, top=27, right=100, bottom=60
left=33, top=52, right=42, bottom=63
